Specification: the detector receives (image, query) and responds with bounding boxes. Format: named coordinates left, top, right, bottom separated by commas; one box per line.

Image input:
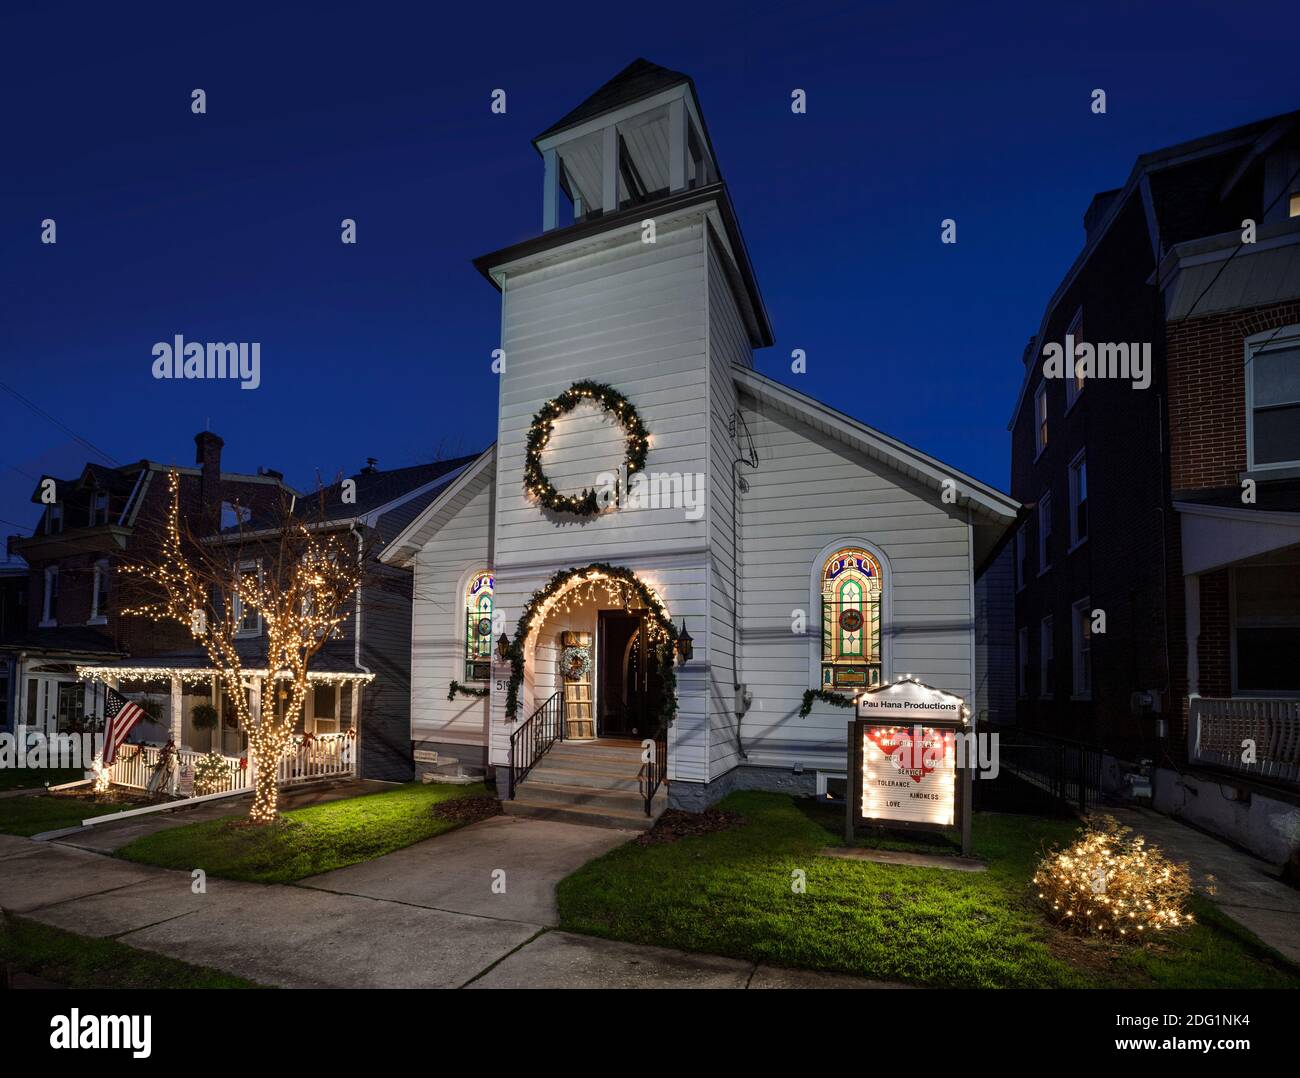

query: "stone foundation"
left=669, top=764, right=818, bottom=811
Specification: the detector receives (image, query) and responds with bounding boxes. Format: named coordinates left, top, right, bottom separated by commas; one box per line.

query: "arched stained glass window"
left=464, top=571, right=494, bottom=681
left=820, top=548, right=882, bottom=690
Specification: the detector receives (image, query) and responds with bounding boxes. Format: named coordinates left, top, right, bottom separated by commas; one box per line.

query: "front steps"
left=503, top=740, right=666, bottom=830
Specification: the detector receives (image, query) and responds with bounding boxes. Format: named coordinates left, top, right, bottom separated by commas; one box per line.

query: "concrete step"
left=524, top=765, right=643, bottom=791
left=502, top=793, right=664, bottom=831
left=515, top=781, right=647, bottom=812
left=541, top=747, right=644, bottom=774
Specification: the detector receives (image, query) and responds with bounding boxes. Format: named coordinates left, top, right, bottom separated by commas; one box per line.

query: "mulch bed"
left=430, top=795, right=502, bottom=825
left=636, top=807, right=748, bottom=846
left=51, top=788, right=152, bottom=807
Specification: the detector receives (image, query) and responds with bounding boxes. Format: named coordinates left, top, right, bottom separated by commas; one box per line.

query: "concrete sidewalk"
left=0, top=818, right=899, bottom=989
left=1112, top=806, right=1300, bottom=966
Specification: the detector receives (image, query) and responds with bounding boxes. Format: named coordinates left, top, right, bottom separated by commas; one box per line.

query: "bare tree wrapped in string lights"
left=120, top=470, right=367, bottom=824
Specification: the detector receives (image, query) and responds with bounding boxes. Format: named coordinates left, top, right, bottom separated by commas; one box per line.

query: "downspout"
left=731, top=450, right=758, bottom=760
left=351, top=524, right=371, bottom=775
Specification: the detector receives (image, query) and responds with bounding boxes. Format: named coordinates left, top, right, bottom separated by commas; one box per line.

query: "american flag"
left=103, top=687, right=146, bottom=765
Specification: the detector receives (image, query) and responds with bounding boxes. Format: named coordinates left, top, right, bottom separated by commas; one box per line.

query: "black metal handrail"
left=507, top=690, right=564, bottom=800
left=641, top=723, right=668, bottom=815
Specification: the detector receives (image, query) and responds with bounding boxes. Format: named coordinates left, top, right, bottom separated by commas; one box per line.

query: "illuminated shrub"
left=1033, top=814, right=1195, bottom=940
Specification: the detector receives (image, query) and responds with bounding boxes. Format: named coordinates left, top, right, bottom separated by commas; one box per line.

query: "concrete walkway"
left=1112, top=806, right=1300, bottom=966
left=0, top=817, right=899, bottom=989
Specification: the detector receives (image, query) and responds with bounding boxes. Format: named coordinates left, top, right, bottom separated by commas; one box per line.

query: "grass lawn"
left=0, top=766, right=86, bottom=791
left=557, top=791, right=1300, bottom=989
left=118, top=782, right=488, bottom=883
left=0, top=791, right=126, bottom=837
left=0, top=912, right=260, bottom=988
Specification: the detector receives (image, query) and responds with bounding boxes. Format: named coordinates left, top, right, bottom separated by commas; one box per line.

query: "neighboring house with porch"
left=1008, top=110, right=1300, bottom=862
left=0, top=431, right=290, bottom=742
left=381, top=60, right=1019, bottom=827
left=74, top=454, right=477, bottom=784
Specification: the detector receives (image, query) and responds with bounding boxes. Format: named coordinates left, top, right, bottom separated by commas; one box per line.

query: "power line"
left=0, top=379, right=119, bottom=467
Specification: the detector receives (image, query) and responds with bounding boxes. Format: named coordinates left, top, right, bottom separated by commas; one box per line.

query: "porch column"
left=1184, top=575, right=1200, bottom=760
left=248, top=677, right=262, bottom=789
left=169, top=675, right=182, bottom=793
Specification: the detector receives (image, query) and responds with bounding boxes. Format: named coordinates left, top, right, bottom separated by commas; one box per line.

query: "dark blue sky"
left=1, top=0, right=1295, bottom=545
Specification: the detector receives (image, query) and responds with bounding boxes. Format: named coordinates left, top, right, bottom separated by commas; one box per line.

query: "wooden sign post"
left=845, top=677, right=973, bottom=856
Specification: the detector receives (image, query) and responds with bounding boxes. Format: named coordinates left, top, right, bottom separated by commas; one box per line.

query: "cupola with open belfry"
left=533, top=58, right=720, bottom=231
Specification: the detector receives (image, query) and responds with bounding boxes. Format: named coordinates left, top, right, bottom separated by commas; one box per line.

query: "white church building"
left=381, top=60, right=1018, bottom=825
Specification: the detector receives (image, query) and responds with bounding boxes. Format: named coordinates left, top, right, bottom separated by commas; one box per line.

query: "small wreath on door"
left=560, top=645, right=592, bottom=681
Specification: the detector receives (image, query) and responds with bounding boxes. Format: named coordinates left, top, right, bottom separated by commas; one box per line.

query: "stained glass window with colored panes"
left=464, top=572, right=494, bottom=681
left=820, top=549, right=882, bottom=690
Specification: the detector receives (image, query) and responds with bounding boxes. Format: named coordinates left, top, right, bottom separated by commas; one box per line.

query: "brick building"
left=0, top=431, right=290, bottom=737
left=1008, top=111, right=1300, bottom=862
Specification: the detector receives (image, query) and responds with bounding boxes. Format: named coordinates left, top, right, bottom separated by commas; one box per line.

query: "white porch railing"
left=1191, top=696, right=1300, bottom=783
left=108, top=734, right=355, bottom=796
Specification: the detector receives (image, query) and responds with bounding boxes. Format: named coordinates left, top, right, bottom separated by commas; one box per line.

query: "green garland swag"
left=523, top=380, right=650, bottom=516
left=503, top=562, right=676, bottom=731
left=799, top=688, right=856, bottom=718
left=447, top=680, right=490, bottom=701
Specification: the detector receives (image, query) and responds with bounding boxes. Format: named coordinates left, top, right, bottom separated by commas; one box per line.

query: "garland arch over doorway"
left=501, top=562, right=679, bottom=729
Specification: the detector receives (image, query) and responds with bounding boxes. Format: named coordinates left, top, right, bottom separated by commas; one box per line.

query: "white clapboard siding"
left=734, top=390, right=974, bottom=769
left=409, top=472, right=494, bottom=749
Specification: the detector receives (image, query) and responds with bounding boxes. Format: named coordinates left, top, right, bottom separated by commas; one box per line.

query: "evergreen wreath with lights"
left=559, top=645, right=591, bottom=681
left=501, top=563, right=677, bottom=728
left=523, top=380, right=649, bottom=516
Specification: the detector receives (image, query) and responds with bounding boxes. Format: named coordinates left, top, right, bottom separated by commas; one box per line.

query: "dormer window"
left=1290, top=192, right=1300, bottom=218
left=90, top=491, right=109, bottom=526
left=46, top=502, right=63, bottom=534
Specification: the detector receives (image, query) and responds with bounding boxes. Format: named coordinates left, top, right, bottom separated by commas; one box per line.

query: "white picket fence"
left=109, top=734, right=355, bottom=797
left=1192, top=696, right=1300, bottom=783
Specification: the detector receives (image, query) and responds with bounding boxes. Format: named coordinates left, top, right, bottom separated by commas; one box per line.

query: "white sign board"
left=853, top=679, right=966, bottom=829
left=413, top=749, right=439, bottom=764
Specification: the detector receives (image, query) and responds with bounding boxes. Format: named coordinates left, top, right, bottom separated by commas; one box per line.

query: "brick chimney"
left=194, top=431, right=224, bottom=525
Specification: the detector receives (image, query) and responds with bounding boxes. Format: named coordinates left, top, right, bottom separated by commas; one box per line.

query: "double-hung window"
left=1038, top=491, right=1053, bottom=573
left=1071, top=598, right=1092, bottom=698
left=1068, top=450, right=1088, bottom=548
left=1040, top=616, right=1054, bottom=698
left=1246, top=327, right=1300, bottom=472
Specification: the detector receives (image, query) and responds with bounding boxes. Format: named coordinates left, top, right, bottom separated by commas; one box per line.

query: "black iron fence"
left=976, top=728, right=1110, bottom=816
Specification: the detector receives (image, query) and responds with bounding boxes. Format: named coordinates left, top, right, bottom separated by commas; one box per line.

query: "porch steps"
left=504, top=740, right=666, bottom=831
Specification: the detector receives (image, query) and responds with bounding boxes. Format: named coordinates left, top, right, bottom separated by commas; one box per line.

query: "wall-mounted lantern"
left=495, top=633, right=512, bottom=661
left=675, top=620, right=693, bottom=666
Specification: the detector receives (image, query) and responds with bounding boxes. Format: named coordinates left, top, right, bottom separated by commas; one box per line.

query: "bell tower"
left=532, top=59, right=720, bottom=231
left=475, top=60, right=772, bottom=787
